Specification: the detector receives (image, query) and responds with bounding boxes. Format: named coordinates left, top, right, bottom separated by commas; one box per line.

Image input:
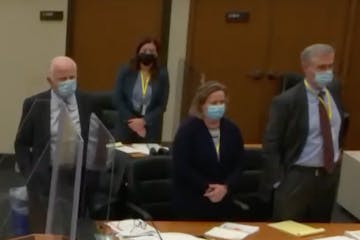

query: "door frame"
left=65, top=0, right=172, bottom=66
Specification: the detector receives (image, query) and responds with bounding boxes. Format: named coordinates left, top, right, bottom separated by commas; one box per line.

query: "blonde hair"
left=189, top=81, right=227, bottom=118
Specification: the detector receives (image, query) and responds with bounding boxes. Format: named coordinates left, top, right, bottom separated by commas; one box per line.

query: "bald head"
left=47, top=56, right=77, bottom=89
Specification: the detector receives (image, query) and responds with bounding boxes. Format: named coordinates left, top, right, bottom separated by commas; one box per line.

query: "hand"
left=203, top=184, right=228, bottom=203
left=128, top=118, right=145, bottom=133
left=136, top=128, right=147, bottom=138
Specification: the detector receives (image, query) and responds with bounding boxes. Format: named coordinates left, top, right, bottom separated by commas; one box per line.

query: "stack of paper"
left=122, top=232, right=204, bottom=240
left=345, top=230, right=360, bottom=240
left=107, top=219, right=156, bottom=238
left=221, top=222, right=259, bottom=234
left=115, top=143, right=169, bottom=155
left=314, top=236, right=354, bottom=240
left=205, top=222, right=259, bottom=240
left=268, top=220, right=325, bottom=237
left=106, top=219, right=203, bottom=240
left=312, top=230, right=360, bottom=240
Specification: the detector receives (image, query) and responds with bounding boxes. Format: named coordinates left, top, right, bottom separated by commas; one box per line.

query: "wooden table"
left=99, top=221, right=360, bottom=240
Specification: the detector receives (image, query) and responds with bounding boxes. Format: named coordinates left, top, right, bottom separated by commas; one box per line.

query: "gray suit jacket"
left=259, top=79, right=345, bottom=201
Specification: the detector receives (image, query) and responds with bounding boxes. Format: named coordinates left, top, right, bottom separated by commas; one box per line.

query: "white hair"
left=300, top=43, right=335, bottom=64
left=48, top=56, right=77, bottom=79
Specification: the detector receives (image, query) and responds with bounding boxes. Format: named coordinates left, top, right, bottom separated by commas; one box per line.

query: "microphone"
left=124, top=202, right=163, bottom=240
left=146, top=217, right=164, bottom=240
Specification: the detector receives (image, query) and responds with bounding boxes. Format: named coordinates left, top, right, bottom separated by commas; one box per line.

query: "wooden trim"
left=159, top=0, right=172, bottom=65
left=65, top=0, right=73, bottom=56
left=179, top=0, right=199, bottom=118
left=340, top=0, right=358, bottom=86
left=185, top=0, right=197, bottom=68
left=8, top=234, right=67, bottom=240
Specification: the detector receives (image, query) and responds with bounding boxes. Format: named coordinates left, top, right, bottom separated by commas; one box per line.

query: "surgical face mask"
left=57, top=79, right=77, bottom=98
left=137, top=53, right=156, bottom=66
left=205, top=104, right=225, bottom=120
left=314, top=70, right=333, bottom=88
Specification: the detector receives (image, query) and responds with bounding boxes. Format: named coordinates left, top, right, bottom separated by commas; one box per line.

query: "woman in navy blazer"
left=113, top=38, right=169, bottom=143
left=172, top=81, right=245, bottom=220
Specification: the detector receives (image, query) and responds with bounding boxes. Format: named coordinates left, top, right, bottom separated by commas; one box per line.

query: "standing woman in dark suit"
left=172, top=81, right=245, bottom=220
left=113, top=38, right=169, bottom=143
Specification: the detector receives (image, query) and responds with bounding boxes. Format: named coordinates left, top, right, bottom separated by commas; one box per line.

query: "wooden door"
left=183, top=0, right=351, bottom=143
left=68, top=0, right=164, bottom=91
left=342, top=0, right=360, bottom=149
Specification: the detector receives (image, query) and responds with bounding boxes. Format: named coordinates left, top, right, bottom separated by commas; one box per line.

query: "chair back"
left=280, top=72, right=303, bottom=92
left=126, top=156, right=173, bottom=220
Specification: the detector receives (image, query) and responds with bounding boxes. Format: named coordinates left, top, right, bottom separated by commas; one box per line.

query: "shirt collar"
left=304, top=79, right=327, bottom=96
left=51, top=89, right=77, bottom=110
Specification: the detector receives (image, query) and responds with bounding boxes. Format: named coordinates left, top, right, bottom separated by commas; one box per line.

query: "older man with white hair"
left=260, top=44, right=345, bottom=222
left=14, top=56, right=98, bottom=231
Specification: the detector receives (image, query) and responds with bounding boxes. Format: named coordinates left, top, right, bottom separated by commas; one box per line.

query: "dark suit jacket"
left=172, top=116, right=245, bottom=218
left=14, top=90, right=95, bottom=194
left=260, top=80, right=345, bottom=201
left=113, top=64, right=169, bottom=143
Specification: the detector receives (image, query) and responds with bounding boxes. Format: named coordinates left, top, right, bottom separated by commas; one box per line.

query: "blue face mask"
left=57, top=79, right=77, bottom=98
left=206, top=104, right=225, bottom=120
left=314, top=70, right=333, bottom=88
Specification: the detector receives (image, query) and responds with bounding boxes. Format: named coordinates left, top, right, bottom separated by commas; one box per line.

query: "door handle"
left=266, top=70, right=281, bottom=80
left=247, top=69, right=265, bottom=80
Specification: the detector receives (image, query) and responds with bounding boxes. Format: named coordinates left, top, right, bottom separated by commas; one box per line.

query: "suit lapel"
left=148, top=73, right=158, bottom=109
left=294, top=82, right=309, bottom=148
left=125, top=70, right=138, bottom=103
left=43, top=90, right=51, bottom=141
left=328, top=81, right=344, bottom=120
left=75, top=91, right=89, bottom=141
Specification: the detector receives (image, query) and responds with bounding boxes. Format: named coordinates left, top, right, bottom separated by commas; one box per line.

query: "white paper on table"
left=122, top=232, right=202, bottom=240
left=130, top=144, right=152, bottom=155
left=220, top=222, right=259, bottom=234
left=131, top=143, right=169, bottom=155
left=345, top=230, right=360, bottom=240
left=106, top=219, right=156, bottom=238
left=313, top=236, right=354, bottom=240
left=205, top=226, right=249, bottom=240
left=115, top=145, right=142, bottom=154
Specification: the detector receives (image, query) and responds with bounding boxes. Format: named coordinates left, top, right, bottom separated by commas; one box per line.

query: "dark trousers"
left=273, top=164, right=341, bottom=222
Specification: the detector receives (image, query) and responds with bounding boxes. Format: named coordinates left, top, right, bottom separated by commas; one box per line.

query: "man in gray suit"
left=260, top=44, right=345, bottom=222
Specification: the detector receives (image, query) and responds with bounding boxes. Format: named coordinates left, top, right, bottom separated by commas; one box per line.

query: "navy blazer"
left=259, top=80, right=345, bottom=201
left=172, top=116, right=245, bottom=218
left=113, top=64, right=169, bottom=143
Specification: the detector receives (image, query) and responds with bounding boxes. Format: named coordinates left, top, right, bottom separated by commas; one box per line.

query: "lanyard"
left=304, top=80, right=332, bottom=119
left=140, top=71, right=150, bottom=97
left=215, top=134, right=220, bottom=155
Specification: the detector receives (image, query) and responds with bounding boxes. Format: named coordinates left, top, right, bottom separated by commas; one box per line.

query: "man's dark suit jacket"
left=259, top=80, right=345, bottom=201
left=172, top=116, right=245, bottom=219
left=113, top=64, right=169, bottom=143
left=14, top=90, right=95, bottom=195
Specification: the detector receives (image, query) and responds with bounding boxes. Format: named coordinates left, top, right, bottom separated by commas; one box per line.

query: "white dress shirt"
left=50, top=90, right=81, bottom=164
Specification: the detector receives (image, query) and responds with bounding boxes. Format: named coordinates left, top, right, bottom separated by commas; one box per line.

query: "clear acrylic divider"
left=86, top=113, right=116, bottom=220
left=45, top=103, right=84, bottom=240
left=0, top=99, right=54, bottom=238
